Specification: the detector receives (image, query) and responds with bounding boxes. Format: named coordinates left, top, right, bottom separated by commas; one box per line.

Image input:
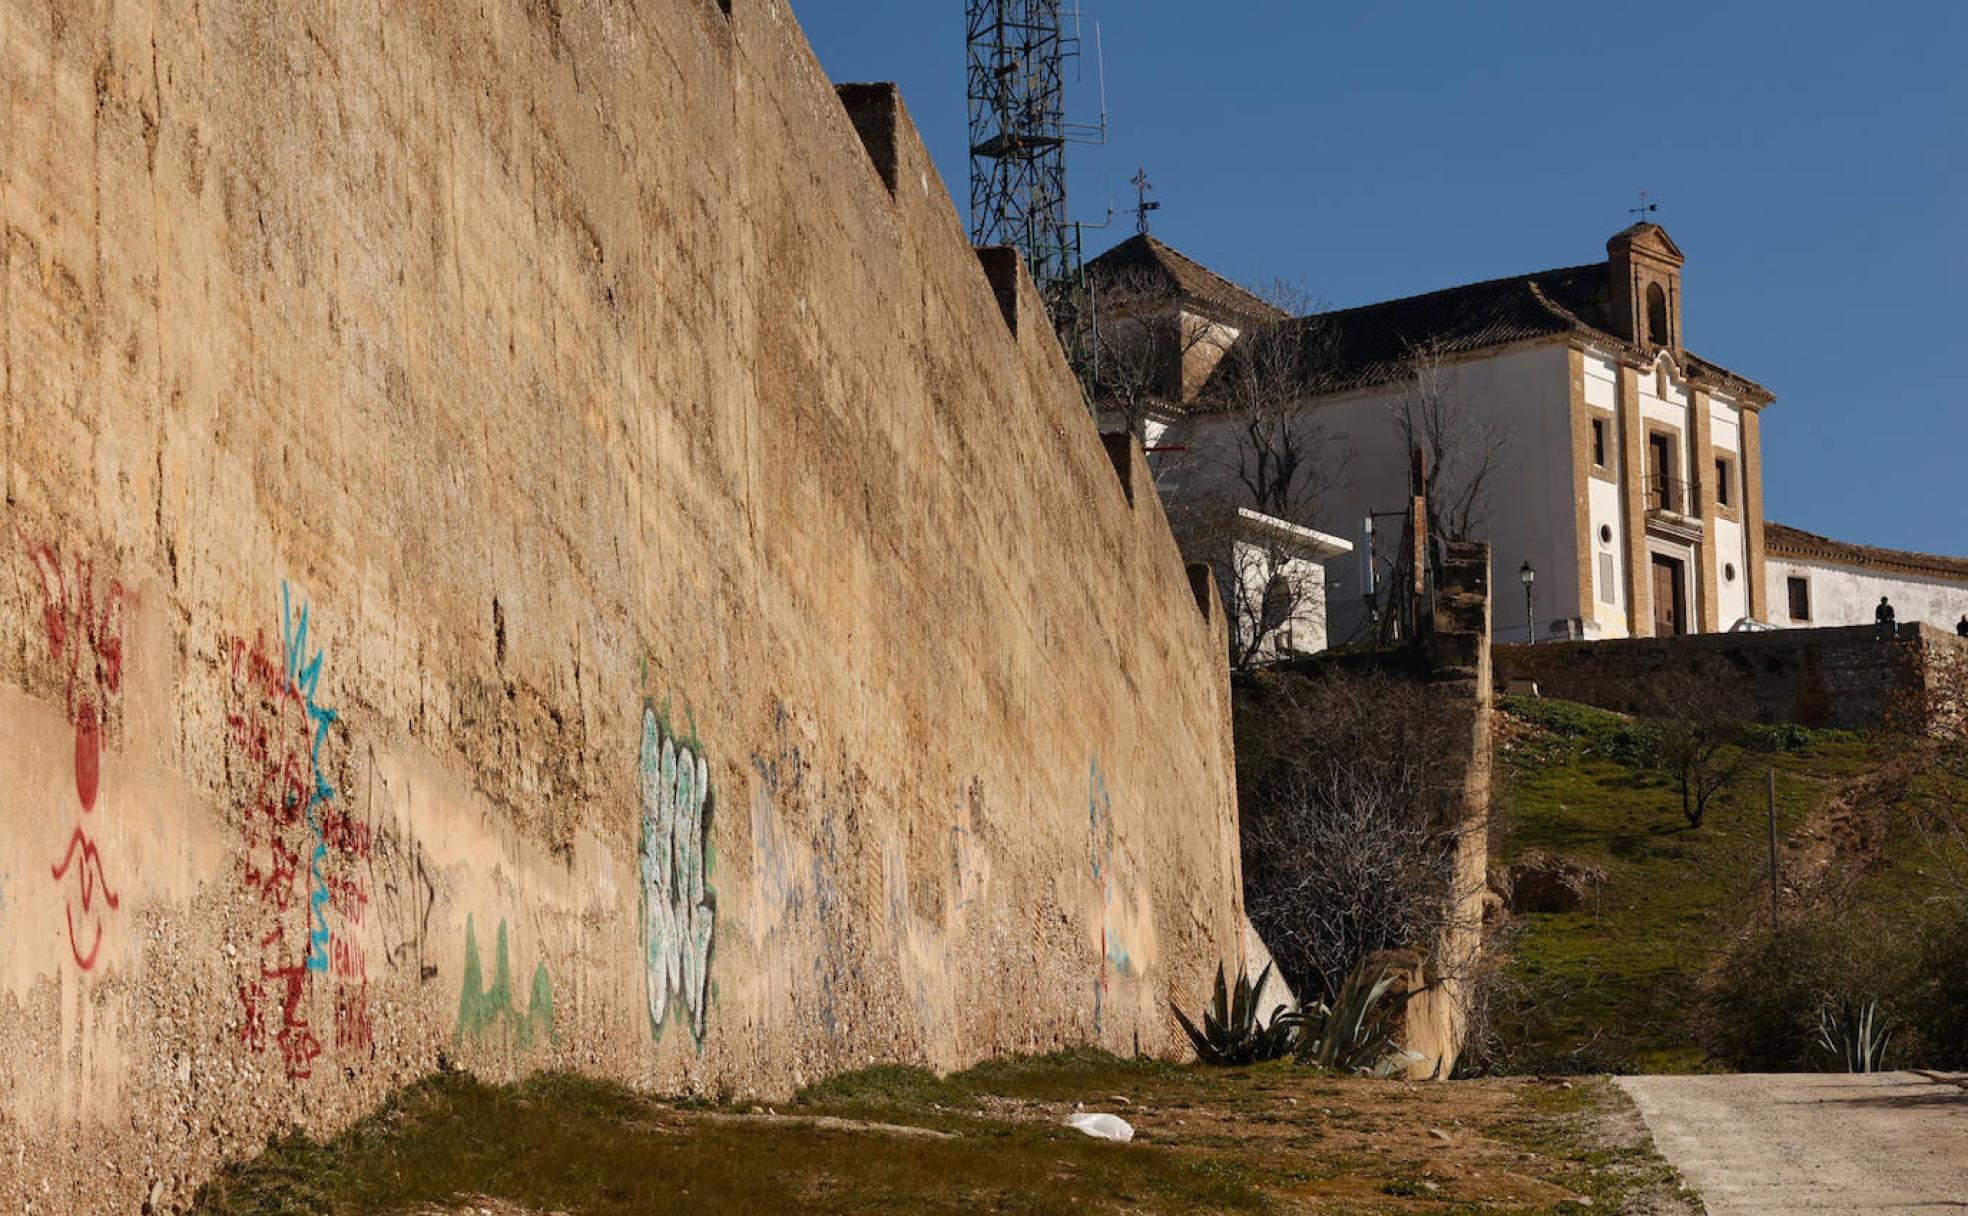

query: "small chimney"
left=1606, top=224, right=1685, bottom=353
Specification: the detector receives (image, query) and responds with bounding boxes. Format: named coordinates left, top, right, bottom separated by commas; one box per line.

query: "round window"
left=1599, top=524, right=1614, bottom=545
left=1725, top=563, right=1738, bottom=582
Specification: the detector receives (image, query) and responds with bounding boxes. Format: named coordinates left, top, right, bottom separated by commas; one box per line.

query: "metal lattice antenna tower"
left=967, top=0, right=1079, bottom=304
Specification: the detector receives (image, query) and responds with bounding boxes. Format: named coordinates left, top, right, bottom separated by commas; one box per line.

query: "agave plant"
left=1815, top=998, right=1894, bottom=1073
left=1288, top=959, right=1425, bottom=1077
left=1171, top=962, right=1297, bottom=1065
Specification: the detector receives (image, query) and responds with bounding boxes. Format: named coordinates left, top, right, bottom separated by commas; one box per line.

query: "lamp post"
left=1520, top=561, right=1536, bottom=644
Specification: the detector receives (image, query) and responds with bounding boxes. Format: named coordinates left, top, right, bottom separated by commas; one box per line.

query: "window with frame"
left=1787, top=576, right=1811, bottom=622
left=1591, top=418, right=1608, bottom=469
left=1715, top=456, right=1735, bottom=508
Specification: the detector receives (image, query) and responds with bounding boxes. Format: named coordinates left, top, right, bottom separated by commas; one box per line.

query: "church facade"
left=1092, top=224, right=1968, bottom=649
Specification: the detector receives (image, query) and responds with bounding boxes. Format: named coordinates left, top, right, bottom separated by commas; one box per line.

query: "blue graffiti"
left=282, top=583, right=339, bottom=974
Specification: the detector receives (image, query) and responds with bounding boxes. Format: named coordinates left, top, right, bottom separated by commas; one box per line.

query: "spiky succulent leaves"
left=1171, top=961, right=1228, bottom=1063
left=1816, top=998, right=1894, bottom=1073
left=1293, top=959, right=1415, bottom=1074
left=1172, top=962, right=1295, bottom=1065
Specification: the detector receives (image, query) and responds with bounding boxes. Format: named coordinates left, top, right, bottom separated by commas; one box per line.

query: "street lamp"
left=1520, top=561, right=1536, bottom=644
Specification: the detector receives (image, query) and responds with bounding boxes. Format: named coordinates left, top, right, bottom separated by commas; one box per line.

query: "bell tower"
left=1607, top=223, right=1685, bottom=353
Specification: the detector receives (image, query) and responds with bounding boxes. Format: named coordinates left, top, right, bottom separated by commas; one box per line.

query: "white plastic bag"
left=1063, top=1111, right=1135, bottom=1142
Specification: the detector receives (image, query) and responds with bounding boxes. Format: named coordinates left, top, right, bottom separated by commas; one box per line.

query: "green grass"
left=192, top=1064, right=1273, bottom=1216
left=1493, top=697, right=1871, bottom=1072
left=190, top=1052, right=1681, bottom=1215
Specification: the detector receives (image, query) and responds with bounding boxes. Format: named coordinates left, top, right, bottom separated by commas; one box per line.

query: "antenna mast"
left=967, top=1, right=1102, bottom=330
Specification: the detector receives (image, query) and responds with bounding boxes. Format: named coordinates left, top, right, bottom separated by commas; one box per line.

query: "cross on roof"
left=1131, top=166, right=1161, bottom=236
left=1631, top=189, right=1661, bottom=221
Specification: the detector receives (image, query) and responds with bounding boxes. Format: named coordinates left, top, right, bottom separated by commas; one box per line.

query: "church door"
left=1651, top=555, right=1686, bottom=636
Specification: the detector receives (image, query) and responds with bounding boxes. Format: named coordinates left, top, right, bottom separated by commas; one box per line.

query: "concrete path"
left=1618, top=1072, right=1968, bottom=1214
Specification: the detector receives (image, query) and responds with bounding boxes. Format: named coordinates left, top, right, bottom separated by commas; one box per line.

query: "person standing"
left=1956, top=613, right=1967, bottom=638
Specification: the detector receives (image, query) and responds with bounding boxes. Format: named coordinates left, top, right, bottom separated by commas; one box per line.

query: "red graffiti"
left=255, top=961, right=323, bottom=1080
left=50, top=827, right=122, bottom=969
left=20, top=532, right=128, bottom=971
left=326, top=873, right=368, bottom=927
left=238, top=982, right=268, bottom=1053
left=334, top=982, right=373, bottom=1051
left=320, top=806, right=372, bottom=861
left=226, top=618, right=373, bottom=1077
left=330, top=935, right=366, bottom=981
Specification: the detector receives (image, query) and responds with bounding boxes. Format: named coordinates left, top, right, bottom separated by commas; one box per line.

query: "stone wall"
left=1494, top=624, right=1968, bottom=732
left=0, top=3, right=1247, bottom=1209
left=1235, top=541, right=1493, bottom=1078
left=1405, top=541, right=1494, bottom=1078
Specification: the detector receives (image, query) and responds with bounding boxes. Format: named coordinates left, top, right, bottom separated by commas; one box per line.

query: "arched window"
left=1646, top=282, right=1669, bottom=345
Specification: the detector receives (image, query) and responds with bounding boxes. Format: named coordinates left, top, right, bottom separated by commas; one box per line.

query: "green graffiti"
left=456, top=914, right=555, bottom=1048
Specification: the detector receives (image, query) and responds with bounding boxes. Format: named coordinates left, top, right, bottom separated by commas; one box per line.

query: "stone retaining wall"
left=0, top=3, right=1246, bottom=1209
left=1494, top=624, right=1968, bottom=732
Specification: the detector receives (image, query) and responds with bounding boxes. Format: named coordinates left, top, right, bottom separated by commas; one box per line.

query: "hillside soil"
left=190, top=1052, right=1694, bottom=1215
left=1488, top=697, right=1960, bottom=1072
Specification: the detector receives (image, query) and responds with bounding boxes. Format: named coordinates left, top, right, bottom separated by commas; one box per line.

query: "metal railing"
left=1645, top=473, right=1699, bottom=516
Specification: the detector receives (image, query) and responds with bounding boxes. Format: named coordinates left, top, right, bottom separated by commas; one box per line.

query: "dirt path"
left=1618, top=1072, right=1968, bottom=1214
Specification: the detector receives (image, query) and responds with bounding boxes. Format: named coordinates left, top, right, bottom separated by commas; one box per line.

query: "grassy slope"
left=1492, top=698, right=1874, bottom=1073
left=192, top=1053, right=1685, bottom=1215
left=1492, top=695, right=1968, bottom=1073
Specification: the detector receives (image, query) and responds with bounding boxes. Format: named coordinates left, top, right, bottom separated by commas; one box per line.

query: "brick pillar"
left=1618, top=364, right=1652, bottom=636
left=1567, top=349, right=1596, bottom=632
left=1743, top=407, right=1769, bottom=621
left=1691, top=388, right=1719, bottom=632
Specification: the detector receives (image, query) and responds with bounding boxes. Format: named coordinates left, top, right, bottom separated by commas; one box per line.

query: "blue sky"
left=797, top=1, right=1967, bottom=554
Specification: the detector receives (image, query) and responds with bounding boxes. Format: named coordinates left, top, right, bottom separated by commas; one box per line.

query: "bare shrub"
left=1388, top=342, right=1511, bottom=546
left=1236, top=667, right=1476, bottom=1001
left=1643, top=663, right=1754, bottom=829
left=1081, top=265, right=1216, bottom=440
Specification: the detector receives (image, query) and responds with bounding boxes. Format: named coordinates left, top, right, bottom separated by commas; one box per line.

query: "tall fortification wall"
left=0, top=3, right=1245, bottom=1207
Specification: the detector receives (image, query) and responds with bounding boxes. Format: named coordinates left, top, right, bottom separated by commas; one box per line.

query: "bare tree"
left=1237, top=668, right=1477, bottom=999
left=1080, top=266, right=1219, bottom=440
left=1175, top=282, right=1353, bottom=667
left=1389, top=342, right=1511, bottom=546
left=1646, top=666, right=1753, bottom=829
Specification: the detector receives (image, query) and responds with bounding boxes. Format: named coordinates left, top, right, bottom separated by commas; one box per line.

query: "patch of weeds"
left=1487, top=1080, right=1696, bottom=1213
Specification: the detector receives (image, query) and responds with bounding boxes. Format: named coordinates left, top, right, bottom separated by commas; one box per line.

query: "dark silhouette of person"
left=1876, top=596, right=1896, bottom=640
left=1956, top=613, right=1967, bottom=637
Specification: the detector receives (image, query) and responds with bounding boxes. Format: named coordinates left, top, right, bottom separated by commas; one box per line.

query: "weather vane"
left=1631, top=189, right=1661, bottom=221
left=1131, top=166, right=1161, bottom=236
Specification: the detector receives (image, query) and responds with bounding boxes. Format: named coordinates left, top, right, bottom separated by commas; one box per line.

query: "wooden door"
left=1651, top=555, right=1686, bottom=636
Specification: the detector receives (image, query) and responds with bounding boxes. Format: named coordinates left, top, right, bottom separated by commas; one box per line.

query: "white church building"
left=1089, top=225, right=1968, bottom=650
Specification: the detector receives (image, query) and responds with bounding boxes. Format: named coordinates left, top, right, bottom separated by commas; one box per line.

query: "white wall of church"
left=1582, top=353, right=1627, bottom=635
left=1768, top=558, right=1968, bottom=634
left=1588, top=477, right=1625, bottom=626
left=1219, top=341, right=1579, bottom=646
left=1715, top=516, right=1749, bottom=625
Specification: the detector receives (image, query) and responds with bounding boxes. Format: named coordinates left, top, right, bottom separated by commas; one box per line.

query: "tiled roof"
left=1766, top=522, right=1968, bottom=584
left=1198, top=259, right=1773, bottom=405
left=1085, top=234, right=1288, bottom=325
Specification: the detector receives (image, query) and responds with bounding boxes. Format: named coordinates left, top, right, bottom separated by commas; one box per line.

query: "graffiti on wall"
left=749, top=705, right=864, bottom=1040
left=19, top=531, right=127, bottom=971
left=640, top=705, right=716, bottom=1043
left=1089, top=755, right=1154, bottom=1035
left=375, top=775, right=440, bottom=985
left=880, top=778, right=995, bottom=1043
left=456, top=914, right=554, bottom=1048
left=225, top=587, right=370, bottom=1078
